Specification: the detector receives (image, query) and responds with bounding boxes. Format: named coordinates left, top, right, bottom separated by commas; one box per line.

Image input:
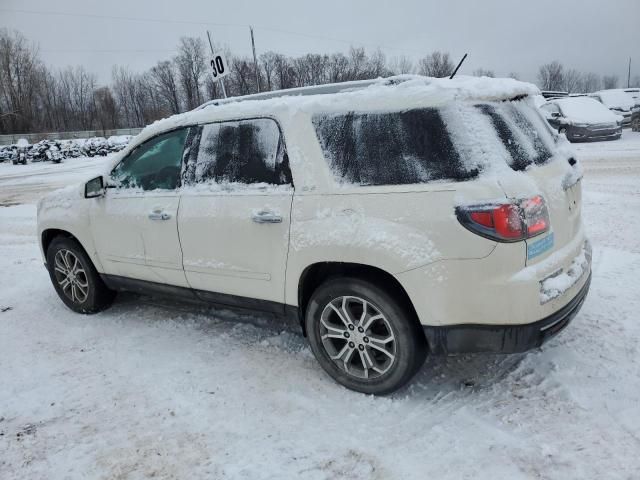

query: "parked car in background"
left=590, top=89, right=635, bottom=126
left=632, top=104, right=640, bottom=132
left=37, top=76, right=591, bottom=394
left=622, top=88, right=640, bottom=106
left=540, top=96, right=622, bottom=142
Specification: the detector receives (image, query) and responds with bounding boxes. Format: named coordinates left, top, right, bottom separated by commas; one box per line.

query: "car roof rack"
left=193, top=77, right=406, bottom=111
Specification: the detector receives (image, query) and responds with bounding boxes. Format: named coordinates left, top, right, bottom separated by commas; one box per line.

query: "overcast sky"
left=1, top=0, right=639, bottom=86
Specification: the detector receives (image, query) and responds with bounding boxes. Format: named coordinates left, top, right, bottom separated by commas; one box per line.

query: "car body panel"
left=178, top=188, right=293, bottom=304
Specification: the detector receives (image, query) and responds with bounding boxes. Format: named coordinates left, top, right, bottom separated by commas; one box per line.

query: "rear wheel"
left=632, top=118, right=640, bottom=132
left=305, top=277, right=427, bottom=395
left=46, top=236, right=115, bottom=313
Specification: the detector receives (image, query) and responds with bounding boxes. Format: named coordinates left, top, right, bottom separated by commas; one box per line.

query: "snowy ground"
left=1, top=132, right=640, bottom=479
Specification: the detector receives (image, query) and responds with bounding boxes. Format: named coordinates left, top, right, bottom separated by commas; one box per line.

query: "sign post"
left=206, top=30, right=228, bottom=99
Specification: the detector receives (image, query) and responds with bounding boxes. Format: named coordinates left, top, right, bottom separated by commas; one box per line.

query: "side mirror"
left=551, top=112, right=561, bottom=118
left=85, top=176, right=105, bottom=198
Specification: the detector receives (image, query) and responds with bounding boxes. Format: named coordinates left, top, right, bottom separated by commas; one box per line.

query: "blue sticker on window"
left=528, top=233, right=554, bottom=260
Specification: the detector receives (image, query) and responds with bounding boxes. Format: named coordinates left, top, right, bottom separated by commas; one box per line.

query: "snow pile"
left=552, top=97, right=622, bottom=125
left=540, top=244, right=590, bottom=303
left=0, top=136, right=133, bottom=163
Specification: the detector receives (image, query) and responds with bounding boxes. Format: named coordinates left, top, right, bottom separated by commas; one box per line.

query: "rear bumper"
left=423, top=272, right=591, bottom=355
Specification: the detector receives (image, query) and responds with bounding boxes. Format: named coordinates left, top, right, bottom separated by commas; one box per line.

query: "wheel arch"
left=296, top=261, right=422, bottom=336
left=41, top=228, right=101, bottom=271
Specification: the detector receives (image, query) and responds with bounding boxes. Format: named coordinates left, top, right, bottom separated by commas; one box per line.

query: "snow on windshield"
left=556, top=97, right=621, bottom=124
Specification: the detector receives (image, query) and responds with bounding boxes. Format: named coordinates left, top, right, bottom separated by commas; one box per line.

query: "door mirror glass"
left=85, top=176, right=105, bottom=198
left=551, top=112, right=561, bottom=118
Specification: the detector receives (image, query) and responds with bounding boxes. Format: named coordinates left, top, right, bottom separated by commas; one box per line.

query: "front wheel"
left=305, top=278, right=427, bottom=395
left=632, top=118, right=640, bottom=132
left=46, top=236, right=115, bottom=313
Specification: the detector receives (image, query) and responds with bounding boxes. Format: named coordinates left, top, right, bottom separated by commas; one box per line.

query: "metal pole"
left=206, top=30, right=227, bottom=99
left=628, top=57, right=632, bottom=89
left=250, top=26, right=261, bottom=93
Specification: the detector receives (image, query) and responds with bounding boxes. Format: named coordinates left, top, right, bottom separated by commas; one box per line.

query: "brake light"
left=456, top=196, right=550, bottom=242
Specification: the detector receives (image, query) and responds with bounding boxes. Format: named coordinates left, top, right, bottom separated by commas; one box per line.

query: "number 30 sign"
left=210, top=53, right=229, bottom=80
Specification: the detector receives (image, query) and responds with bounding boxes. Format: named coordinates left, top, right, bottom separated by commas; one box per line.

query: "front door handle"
left=252, top=210, right=282, bottom=224
left=149, top=211, right=171, bottom=221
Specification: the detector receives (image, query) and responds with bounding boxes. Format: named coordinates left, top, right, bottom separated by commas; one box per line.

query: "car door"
left=90, top=128, right=190, bottom=287
left=178, top=118, right=294, bottom=311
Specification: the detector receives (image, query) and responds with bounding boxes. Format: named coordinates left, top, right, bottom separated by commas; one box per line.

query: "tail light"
left=456, top=195, right=550, bottom=242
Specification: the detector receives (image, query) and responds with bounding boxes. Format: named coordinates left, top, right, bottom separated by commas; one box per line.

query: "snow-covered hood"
left=37, top=183, right=85, bottom=215
left=594, top=91, right=635, bottom=111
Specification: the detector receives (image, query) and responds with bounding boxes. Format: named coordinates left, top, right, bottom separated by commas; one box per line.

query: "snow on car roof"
left=133, top=75, right=539, bottom=146
left=592, top=89, right=635, bottom=110
left=550, top=96, right=621, bottom=124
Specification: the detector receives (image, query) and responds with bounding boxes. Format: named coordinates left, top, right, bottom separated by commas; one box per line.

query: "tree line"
left=537, top=60, right=638, bottom=93
left=1, top=28, right=637, bottom=135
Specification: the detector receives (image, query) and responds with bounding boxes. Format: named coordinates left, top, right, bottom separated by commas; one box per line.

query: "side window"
left=182, top=118, right=291, bottom=186
left=312, top=109, right=477, bottom=186
left=111, top=128, right=189, bottom=191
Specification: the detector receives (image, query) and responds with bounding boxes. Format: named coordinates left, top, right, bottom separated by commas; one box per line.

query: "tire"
left=632, top=119, right=640, bottom=132
left=46, top=236, right=115, bottom=313
left=305, top=277, right=427, bottom=395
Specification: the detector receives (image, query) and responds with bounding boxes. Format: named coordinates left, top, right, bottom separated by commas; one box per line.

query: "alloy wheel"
left=53, top=249, right=89, bottom=304
left=319, top=296, right=396, bottom=379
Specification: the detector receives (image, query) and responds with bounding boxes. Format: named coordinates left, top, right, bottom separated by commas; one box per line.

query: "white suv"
left=37, top=76, right=592, bottom=394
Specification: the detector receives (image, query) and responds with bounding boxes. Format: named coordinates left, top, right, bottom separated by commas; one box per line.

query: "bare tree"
left=0, top=29, right=41, bottom=133
left=563, top=69, right=582, bottom=93
left=418, top=51, right=454, bottom=77
left=389, top=55, right=414, bottom=75
left=260, top=51, right=279, bottom=91
left=538, top=61, right=565, bottom=91
left=602, top=75, right=619, bottom=89
left=507, top=72, right=520, bottom=80
left=93, top=86, right=118, bottom=131
left=150, top=60, right=181, bottom=114
left=578, top=72, right=601, bottom=93
left=327, top=53, right=349, bottom=83
left=472, top=68, right=495, bottom=78
left=174, top=37, right=207, bottom=110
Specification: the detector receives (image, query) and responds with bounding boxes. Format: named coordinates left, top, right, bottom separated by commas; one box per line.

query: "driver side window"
left=111, top=128, right=189, bottom=191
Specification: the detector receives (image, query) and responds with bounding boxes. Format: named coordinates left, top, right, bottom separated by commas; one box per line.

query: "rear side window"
left=312, top=109, right=478, bottom=186
left=475, top=102, right=553, bottom=171
left=182, top=118, right=292, bottom=186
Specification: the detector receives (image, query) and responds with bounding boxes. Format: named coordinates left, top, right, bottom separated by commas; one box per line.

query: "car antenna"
left=449, top=53, right=468, bottom=79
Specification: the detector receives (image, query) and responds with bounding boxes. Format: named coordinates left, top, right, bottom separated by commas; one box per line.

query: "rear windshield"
left=475, top=102, right=554, bottom=171
left=312, top=100, right=556, bottom=186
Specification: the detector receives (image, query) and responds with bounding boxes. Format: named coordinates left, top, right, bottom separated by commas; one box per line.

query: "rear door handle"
left=149, top=211, right=171, bottom=221
left=252, top=210, right=282, bottom=224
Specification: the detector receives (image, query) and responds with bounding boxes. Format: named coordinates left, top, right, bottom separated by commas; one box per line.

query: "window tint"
left=312, top=108, right=478, bottom=186
left=182, top=118, right=291, bottom=186
left=475, top=102, right=553, bottom=171
left=111, top=128, right=188, bottom=191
